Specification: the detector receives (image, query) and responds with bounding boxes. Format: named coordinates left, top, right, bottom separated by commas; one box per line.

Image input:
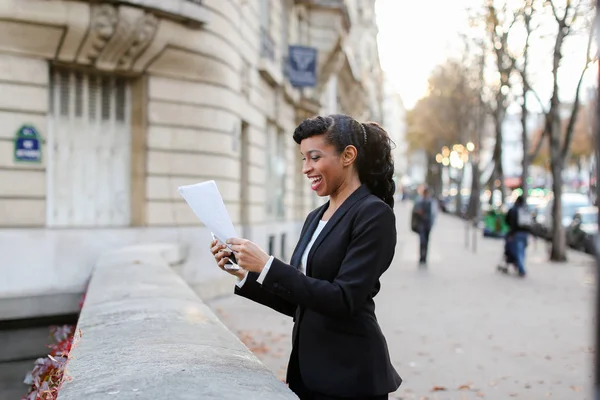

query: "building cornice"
left=294, top=0, right=351, bottom=30
left=0, top=0, right=214, bottom=76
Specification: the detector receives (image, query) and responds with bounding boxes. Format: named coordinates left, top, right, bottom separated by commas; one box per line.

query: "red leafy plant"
left=22, top=325, right=78, bottom=400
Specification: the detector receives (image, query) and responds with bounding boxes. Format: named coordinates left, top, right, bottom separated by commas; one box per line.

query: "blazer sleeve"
left=233, top=209, right=320, bottom=318
left=260, top=201, right=396, bottom=319
left=234, top=271, right=297, bottom=317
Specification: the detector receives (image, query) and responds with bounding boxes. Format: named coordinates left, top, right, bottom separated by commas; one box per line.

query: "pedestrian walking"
left=505, top=195, right=531, bottom=277
left=411, top=186, right=437, bottom=265
left=210, top=114, right=402, bottom=399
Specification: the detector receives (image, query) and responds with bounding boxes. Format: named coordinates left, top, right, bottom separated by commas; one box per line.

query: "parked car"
left=530, top=201, right=549, bottom=238
left=566, top=206, right=598, bottom=253
left=542, top=193, right=591, bottom=239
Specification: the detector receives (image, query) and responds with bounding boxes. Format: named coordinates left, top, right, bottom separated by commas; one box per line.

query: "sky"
left=375, top=0, right=597, bottom=111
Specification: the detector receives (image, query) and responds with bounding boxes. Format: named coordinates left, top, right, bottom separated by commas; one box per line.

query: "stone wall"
left=57, top=244, right=297, bottom=400
left=0, top=54, right=48, bottom=227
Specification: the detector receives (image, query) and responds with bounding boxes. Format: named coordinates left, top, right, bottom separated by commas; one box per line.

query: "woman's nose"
left=302, top=160, right=311, bottom=174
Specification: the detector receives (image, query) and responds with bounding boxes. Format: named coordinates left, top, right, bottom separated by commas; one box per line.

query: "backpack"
left=411, top=199, right=432, bottom=233
left=410, top=207, right=420, bottom=233
left=516, top=206, right=533, bottom=229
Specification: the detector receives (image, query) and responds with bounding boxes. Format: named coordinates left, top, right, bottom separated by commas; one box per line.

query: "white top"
left=299, top=220, right=328, bottom=275
left=236, top=219, right=328, bottom=288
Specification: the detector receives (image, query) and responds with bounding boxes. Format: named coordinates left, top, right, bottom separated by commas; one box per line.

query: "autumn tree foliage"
left=406, top=58, right=480, bottom=199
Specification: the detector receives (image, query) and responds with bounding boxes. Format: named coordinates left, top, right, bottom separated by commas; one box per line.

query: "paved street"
left=208, top=203, right=596, bottom=399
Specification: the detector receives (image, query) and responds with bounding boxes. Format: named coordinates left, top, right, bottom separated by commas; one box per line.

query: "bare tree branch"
left=560, top=22, right=596, bottom=162
left=529, top=120, right=549, bottom=160
left=530, top=135, right=546, bottom=161
left=526, top=81, right=548, bottom=112
left=548, top=0, right=561, bottom=22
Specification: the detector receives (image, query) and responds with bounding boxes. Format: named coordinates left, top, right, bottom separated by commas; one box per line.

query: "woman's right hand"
left=210, top=240, right=247, bottom=280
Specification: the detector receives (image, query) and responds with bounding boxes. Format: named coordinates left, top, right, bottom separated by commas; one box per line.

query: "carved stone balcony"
left=84, top=0, right=210, bottom=26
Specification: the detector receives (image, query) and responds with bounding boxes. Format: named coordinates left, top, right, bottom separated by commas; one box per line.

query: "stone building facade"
left=0, top=0, right=384, bottom=315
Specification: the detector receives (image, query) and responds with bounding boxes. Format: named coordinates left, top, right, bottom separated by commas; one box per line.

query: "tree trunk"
left=521, top=93, right=530, bottom=200
left=550, top=115, right=567, bottom=261
left=550, top=165, right=566, bottom=261
left=520, top=0, right=533, bottom=201
left=548, top=4, right=568, bottom=262
left=455, top=167, right=465, bottom=216
left=493, top=106, right=506, bottom=201
left=425, top=155, right=443, bottom=196
left=467, top=161, right=481, bottom=219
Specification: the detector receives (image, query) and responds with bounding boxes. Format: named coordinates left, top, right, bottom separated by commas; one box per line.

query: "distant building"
left=381, top=77, right=408, bottom=185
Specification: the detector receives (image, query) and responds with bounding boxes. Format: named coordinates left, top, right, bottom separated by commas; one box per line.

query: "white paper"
left=178, top=180, right=240, bottom=268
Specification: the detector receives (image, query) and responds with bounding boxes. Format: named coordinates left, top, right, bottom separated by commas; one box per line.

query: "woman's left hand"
left=226, top=238, right=271, bottom=273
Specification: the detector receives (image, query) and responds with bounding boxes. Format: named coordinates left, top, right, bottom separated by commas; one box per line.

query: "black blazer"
left=235, top=185, right=402, bottom=397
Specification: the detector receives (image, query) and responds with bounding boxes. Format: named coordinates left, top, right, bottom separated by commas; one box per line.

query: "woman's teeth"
left=310, top=176, right=322, bottom=190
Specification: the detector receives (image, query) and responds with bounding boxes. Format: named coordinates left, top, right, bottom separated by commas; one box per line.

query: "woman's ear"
left=341, top=145, right=358, bottom=167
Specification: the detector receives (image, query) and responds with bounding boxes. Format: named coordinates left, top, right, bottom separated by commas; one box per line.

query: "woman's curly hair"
left=293, top=114, right=396, bottom=208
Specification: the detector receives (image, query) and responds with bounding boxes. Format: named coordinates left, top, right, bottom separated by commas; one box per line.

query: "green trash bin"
left=483, top=209, right=509, bottom=237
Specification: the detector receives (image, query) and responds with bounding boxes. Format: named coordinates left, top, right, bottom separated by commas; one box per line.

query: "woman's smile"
left=309, top=175, right=323, bottom=191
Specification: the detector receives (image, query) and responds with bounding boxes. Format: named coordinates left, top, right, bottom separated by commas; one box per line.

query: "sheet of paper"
left=178, top=180, right=239, bottom=246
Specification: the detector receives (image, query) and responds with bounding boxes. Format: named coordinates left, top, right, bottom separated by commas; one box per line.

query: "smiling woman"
left=293, top=115, right=396, bottom=209
left=210, top=114, right=401, bottom=399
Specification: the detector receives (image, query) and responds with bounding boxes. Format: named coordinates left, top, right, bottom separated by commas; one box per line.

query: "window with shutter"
left=47, top=68, right=132, bottom=227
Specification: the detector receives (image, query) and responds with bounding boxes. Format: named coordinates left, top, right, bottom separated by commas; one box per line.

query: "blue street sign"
left=287, top=45, right=318, bottom=88
left=14, top=125, right=42, bottom=163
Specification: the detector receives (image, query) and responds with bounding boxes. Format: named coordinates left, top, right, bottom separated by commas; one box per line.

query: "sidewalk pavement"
left=207, top=202, right=596, bottom=400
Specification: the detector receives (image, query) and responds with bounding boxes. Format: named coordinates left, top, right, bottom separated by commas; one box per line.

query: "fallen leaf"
left=477, top=392, right=485, bottom=398
left=570, top=386, right=580, bottom=392
left=431, top=386, right=447, bottom=392
left=458, top=383, right=473, bottom=390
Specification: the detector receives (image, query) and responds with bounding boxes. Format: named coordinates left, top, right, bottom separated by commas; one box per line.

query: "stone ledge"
left=58, top=244, right=297, bottom=400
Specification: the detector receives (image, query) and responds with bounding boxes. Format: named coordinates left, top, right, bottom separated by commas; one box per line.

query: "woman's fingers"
left=210, top=243, right=231, bottom=256
left=217, top=257, right=231, bottom=269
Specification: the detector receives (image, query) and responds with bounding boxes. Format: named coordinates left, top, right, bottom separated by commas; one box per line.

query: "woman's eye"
left=311, top=157, right=320, bottom=161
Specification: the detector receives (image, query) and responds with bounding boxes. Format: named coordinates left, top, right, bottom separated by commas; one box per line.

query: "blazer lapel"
left=289, top=203, right=328, bottom=269
left=306, top=185, right=371, bottom=276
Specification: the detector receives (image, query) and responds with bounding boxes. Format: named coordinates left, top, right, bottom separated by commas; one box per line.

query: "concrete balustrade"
left=58, top=244, right=297, bottom=400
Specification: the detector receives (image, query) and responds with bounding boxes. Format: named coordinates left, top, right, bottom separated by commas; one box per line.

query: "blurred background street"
left=0, top=0, right=597, bottom=398
left=210, top=203, right=595, bottom=399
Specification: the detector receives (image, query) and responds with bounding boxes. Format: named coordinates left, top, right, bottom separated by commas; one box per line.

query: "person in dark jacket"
left=210, top=114, right=401, bottom=399
left=505, top=195, right=529, bottom=277
left=412, top=186, right=437, bottom=265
